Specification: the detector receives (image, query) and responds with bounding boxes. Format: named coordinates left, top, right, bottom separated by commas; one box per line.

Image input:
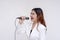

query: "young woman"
left=16, top=8, right=47, bottom=40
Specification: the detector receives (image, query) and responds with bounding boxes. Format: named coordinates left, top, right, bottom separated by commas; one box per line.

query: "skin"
left=19, top=10, right=38, bottom=30
left=30, top=10, right=37, bottom=23
left=30, top=10, right=38, bottom=30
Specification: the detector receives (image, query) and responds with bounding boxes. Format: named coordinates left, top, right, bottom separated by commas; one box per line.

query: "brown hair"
left=32, top=8, right=46, bottom=27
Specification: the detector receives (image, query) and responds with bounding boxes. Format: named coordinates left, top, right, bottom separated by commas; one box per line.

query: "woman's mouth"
left=31, top=17, right=34, bottom=20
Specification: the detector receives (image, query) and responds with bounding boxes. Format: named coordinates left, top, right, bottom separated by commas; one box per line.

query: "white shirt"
left=15, top=20, right=47, bottom=40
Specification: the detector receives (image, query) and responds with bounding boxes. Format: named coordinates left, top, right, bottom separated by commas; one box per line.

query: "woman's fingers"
left=19, top=16, right=26, bottom=24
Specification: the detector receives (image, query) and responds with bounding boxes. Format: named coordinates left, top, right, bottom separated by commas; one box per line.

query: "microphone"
left=16, top=17, right=29, bottom=20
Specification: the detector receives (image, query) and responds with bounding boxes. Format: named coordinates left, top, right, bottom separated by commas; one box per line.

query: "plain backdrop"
left=0, top=0, right=60, bottom=40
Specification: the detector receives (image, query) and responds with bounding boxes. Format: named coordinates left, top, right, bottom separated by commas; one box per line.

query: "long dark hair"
left=32, top=8, right=46, bottom=27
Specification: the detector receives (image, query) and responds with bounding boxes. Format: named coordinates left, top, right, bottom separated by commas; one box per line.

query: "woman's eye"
left=31, top=13, right=34, bottom=15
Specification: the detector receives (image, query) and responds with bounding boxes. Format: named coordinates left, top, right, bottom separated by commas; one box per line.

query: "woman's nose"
left=30, top=15, right=32, bottom=17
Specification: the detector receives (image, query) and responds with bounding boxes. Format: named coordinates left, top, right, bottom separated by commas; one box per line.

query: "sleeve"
left=38, top=25, right=47, bottom=40
left=15, top=20, right=29, bottom=40
left=15, top=19, right=31, bottom=33
left=15, top=19, right=25, bottom=30
left=15, top=19, right=29, bottom=32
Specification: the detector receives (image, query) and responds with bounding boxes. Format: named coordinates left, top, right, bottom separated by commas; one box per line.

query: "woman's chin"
left=31, top=20, right=34, bottom=22
left=31, top=19, right=34, bottom=22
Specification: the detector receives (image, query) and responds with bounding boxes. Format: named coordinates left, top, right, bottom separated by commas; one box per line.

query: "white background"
left=0, top=0, right=60, bottom=40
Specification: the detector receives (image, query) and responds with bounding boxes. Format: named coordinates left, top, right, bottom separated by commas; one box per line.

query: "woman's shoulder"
left=38, top=23, right=47, bottom=31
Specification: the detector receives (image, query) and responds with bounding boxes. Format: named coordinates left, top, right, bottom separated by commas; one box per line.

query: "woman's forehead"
left=31, top=10, right=36, bottom=13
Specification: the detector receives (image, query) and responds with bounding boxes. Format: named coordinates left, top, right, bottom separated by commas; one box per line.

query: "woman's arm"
left=38, top=24, right=46, bottom=40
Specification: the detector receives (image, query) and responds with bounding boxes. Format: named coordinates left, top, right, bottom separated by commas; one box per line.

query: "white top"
left=15, top=20, right=47, bottom=40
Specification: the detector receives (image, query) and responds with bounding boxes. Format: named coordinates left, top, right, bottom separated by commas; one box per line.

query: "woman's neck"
left=31, top=21, right=37, bottom=30
left=33, top=21, right=37, bottom=24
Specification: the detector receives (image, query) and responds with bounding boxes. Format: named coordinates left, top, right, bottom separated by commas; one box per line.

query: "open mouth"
left=31, top=17, right=34, bottom=20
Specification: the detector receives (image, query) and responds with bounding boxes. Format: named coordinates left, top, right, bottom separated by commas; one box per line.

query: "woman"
left=16, top=8, right=47, bottom=40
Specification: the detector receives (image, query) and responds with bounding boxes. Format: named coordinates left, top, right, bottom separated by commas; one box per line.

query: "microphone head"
left=25, top=17, right=29, bottom=20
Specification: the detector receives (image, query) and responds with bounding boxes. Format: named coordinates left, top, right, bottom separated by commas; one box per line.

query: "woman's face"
left=30, top=10, right=37, bottom=22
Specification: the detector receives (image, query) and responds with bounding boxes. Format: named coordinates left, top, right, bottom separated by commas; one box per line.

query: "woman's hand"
left=19, top=16, right=26, bottom=24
